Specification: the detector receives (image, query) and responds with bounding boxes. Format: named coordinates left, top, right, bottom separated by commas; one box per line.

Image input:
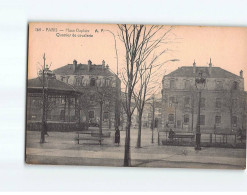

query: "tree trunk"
left=136, top=113, right=142, bottom=148
left=124, top=115, right=131, bottom=166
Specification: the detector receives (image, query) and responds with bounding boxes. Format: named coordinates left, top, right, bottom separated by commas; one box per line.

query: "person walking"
left=115, top=127, right=120, bottom=146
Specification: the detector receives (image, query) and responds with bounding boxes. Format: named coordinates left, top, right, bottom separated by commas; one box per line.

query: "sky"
left=28, top=23, right=247, bottom=90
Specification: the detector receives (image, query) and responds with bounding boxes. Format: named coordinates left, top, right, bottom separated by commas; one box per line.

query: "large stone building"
left=27, top=59, right=121, bottom=130
left=162, top=59, right=247, bottom=133
left=53, top=59, right=121, bottom=129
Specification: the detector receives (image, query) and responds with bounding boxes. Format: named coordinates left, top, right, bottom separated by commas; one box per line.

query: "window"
left=216, top=98, right=221, bottom=108
left=60, top=110, right=65, bottom=121
left=89, top=111, right=95, bottom=119
left=90, top=78, right=96, bottom=86
left=170, top=80, right=175, bottom=89
left=66, top=76, right=69, bottom=83
left=105, top=79, right=110, bottom=86
left=61, top=76, right=65, bottom=82
left=185, top=80, right=190, bottom=89
left=184, top=97, right=190, bottom=107
left=61, top=98, right=65, bottom=104
left=232, top=81, right=239, bottom=90
left=103, top=112, right=109, bottom=120
left=47, top=110, right=52, bottom=120
left=215, top=116, right=221, bottom=125
left=184, top=114, right=189, bottom=124
left=75, top=77, right=82, bottom=86
left=169, top=97, right=175, bottom=107
left=232, top=116, right=237, bottom=127
left=168, top=114, right=174, bottom=124
left=200, top=115, right=205, bottom=125
left=216, top=81, right=223, bottom=90
left=200, top=98, right=205, bottom=109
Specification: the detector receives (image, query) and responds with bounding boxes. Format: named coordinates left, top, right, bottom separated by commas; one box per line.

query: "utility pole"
left=41, top=53, right=46, bottom=143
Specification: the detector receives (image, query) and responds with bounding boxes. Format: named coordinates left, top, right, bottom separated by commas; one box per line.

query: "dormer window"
left=170, top=80, right=175, bottom=89
left=105, top=78, right=110, bottom=87
left=75, top=77, right=82, bottom=86
left=216, top=81, right=223, bottom=90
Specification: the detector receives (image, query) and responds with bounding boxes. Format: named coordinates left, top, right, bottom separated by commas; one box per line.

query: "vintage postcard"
left=26, top=22, right=246, bottom=169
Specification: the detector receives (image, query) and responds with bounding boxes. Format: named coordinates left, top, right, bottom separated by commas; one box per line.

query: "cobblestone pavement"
left=25, top=128, right=246, bottom=169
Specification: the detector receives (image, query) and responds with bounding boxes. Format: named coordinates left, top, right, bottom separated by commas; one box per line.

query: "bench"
left=76, top=130, right=110, bottom=145
left=76, top=136, right=104, bottom=145
left=172, top=134, right=195, bottom=142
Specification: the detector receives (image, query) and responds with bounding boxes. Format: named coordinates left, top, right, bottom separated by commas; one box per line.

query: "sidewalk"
left=25, top=130, right=246, bottom=169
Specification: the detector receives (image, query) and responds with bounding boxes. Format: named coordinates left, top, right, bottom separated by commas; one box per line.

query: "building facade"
left=53, top=59, right=121, bottom=129
left=162, top=59, right=246, bottom=133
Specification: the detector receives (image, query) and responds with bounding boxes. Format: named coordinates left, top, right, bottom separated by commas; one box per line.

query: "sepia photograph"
left=26, top=22, right=246, bottom=169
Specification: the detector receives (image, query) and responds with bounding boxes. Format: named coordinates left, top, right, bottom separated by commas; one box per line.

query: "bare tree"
left=117, top=24, right=176, bottom=166
left=94, top=85, right=115, bottom=139
left=134, top=57, right=178, bottom=148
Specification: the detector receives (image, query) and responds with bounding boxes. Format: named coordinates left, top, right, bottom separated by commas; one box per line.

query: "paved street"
left=25, top=128, right=246, bottom=169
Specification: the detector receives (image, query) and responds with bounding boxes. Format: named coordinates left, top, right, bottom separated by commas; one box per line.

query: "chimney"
left=106, top=64, right=109, bottom=69
left=209, top=58, right=212, bottom=76
left=88, top=60, right=92, bottom=71
left=73, top=59, right=77, bottom=72
left=102, top=60, right=105, bottom=70
left=240, top=70, right=243, bottom=78
left=193, top=60, right=196, bottom=74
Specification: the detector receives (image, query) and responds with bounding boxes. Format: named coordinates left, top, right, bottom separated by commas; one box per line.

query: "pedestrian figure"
left=115, top=127, right=120, bottom=146
left=44, top=122, right=49, bottom=137
left=168, top=128, right=175, bottom=141
left=40, top=122, right=47, bottom=143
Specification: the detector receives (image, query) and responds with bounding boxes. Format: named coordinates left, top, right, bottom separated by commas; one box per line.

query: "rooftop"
left=28, top=77, right=77, bottom=93
left=53, top=60, right=116, bottom=77
left=165, top=66, right=243, bottom=79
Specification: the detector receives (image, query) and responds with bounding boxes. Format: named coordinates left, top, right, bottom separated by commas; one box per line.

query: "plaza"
left=25, top=128, right=246, bottom=169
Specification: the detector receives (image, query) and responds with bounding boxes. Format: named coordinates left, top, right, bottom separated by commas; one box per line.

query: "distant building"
left=162, top=59, right=246, bottom=133
left=120, top=92, right=162, bottom=130
left=53, top=60, right=121, bottom=129
left=141, top=97, right=162, bottom=129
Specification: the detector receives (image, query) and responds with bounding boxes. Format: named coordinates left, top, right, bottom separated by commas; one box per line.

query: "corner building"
left=162, top=59, right=246, bottom=134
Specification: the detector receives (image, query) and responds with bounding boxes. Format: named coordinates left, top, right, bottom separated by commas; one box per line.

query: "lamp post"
left=173, top=100, right=178, bottom=128
left=195, top=72, right=206, bottom=150
left=103, top=29, right=120, bottom=132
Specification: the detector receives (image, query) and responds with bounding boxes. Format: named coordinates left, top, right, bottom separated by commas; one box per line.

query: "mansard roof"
left=53, top=63, right=116, bottom=77
left=164, top=66, right=242, bottom=79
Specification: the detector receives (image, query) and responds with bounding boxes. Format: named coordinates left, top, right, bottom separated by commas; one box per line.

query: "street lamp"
left=195, top=72, right=206, bottom=150
left=173, top=100, right=178, bottom=128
